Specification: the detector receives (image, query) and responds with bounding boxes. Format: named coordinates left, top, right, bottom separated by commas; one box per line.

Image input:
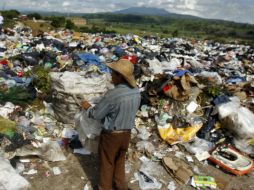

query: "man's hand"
left=81, top=101, right=91, bottom=110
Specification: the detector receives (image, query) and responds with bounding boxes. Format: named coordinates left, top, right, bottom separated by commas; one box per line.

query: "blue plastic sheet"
left=173, top=69, right=192, bottom=77
left=226, top=76, right=246, bottom=84
left=77, top=53, right=110, bottom=73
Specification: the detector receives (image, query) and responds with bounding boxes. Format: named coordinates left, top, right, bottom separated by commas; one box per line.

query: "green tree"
left=27, top=13, right=42, bottom=20
left=65, top=20, right=76, bottom=30
left=172, top=29, right=179, bottom=37
left=1, top=10, right=20, bottom=19
left=50, top=16, right=66, bottom=28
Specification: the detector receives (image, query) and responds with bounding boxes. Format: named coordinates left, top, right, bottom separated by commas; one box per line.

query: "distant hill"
left=114, top=7, right=169, bottom=16
left=113, top=7, right=200, bottom=19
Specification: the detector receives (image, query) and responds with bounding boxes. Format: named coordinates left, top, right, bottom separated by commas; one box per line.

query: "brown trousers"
left=98, top=131, right=131, bottom=190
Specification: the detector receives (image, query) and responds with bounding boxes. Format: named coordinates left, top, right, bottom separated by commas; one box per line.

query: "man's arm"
left=81, top=96, right=111, bottom=120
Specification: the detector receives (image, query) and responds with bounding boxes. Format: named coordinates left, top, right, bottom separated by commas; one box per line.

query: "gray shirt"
left=0, top=16, right=3, bottom=25
left=87, top=84, right=141, bottom=130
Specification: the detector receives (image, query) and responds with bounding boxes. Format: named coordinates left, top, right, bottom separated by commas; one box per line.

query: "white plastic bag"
left=218, top=97, right=241, bottom=118
left=134, top=171, right=162, bottom=190
left=198, top=71, right=223, bottom=84
left=219, top=101, right=254, bottom=139
left=218, top=97, right=254, bottom=154
left=75, top=110, right=102, bottom=153
left=50, top=71, right=111, bottom=95
left=137, top=126, right=151, bottom=140
left=136, top=141, right=155, bottom=154
left=0, top=102, right=15, bottom=119
left=0, top=157, right=30, bottom=190
left=167, top=181, right=176, bottom=190
left=15, top=140, right=66, bottom=162
left=184, top=137, right=214, bottom=155
left=146, top=59, right=163, bottom=74
left=75, top=110, right=102, bottom=139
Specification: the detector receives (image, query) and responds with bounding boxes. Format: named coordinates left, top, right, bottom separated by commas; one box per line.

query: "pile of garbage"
left=0, top=23, right=254, bottom=189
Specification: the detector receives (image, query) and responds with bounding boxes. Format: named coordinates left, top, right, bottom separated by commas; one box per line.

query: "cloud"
left=62, top=2, right=70, bottom=7
left=1, top=0, right=254, bottom=24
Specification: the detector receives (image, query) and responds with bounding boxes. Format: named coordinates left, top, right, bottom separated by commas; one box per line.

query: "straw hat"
left=106, top=59, right=137, bottom=88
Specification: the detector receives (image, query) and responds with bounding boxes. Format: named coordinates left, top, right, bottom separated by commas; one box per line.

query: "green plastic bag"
left=0, top=117, right=16, bottom=138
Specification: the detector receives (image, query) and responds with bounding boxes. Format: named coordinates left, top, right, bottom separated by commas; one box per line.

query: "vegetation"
left=0, top=87, right=32, bottom=106
left=49, top=16, right=66, bottom=28
left=82, top=13, right=254, bottom=44
left=1, top=10, right=20, bottom=28
left=23, top=20, right=53, bottom=33
left=65, top=20, right=76, bottom=30
left=79, top=25, right=116, bottom=34
left=46, top=16, right=77, bottom=30
left=32, top=66, right=51, bottom=94
left=1, top=9, right=254, bottom=44
left=1, top=10, right=20, bottom=19
left=27, top=13, right=42, bottom=20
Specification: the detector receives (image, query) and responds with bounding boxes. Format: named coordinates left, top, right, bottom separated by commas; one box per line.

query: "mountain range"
left=113, top=7, right=201, bottom=20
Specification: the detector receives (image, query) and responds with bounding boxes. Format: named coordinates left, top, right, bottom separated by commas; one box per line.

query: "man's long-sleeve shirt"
left=87, top=84, right=141, bottom=130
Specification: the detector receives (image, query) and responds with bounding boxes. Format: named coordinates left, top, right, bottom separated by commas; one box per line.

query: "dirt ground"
left=23, top=145, right=254, bottom=190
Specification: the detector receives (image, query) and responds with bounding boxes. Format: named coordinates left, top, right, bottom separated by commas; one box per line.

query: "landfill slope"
left=0, top=22, right=254, bottom=190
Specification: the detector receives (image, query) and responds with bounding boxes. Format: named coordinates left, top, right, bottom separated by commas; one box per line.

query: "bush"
left=172, top=29, right=179, bottom=37
left=79, top=26, right=90, bottom=33
left=3, top=19, right=15, bottom=28
left=79, top=25, right=116, bottom=34
left=32, top=66, right=51, bottom=94
left=162, top=29, right=169, bottom=34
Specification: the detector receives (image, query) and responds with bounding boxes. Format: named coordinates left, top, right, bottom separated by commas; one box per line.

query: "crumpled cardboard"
left=162, top=156, right=193, bottom=184
left=163, top=74, right=199, bottom=101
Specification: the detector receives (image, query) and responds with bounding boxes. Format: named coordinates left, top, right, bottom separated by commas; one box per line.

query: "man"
left=81, top=59, right=141, bottom=190
left=0, top=13, right=3, bottom=34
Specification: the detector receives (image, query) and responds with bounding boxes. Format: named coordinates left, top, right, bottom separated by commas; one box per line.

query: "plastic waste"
left=75, top=110, right=101, bottom=139
left=190, top=176, right=217, bottom=189
left=0, top=102, right=15, bottom=119
left=136, top=141, right=155, bottom=154
left=134, top=171, right=162, bottom=190
left=218, top=97, right=254, bottom=141
left=155, top=112, right=171, bottom=126
left=0, top=157, right=30, bottom=190
left=23, top=169, right=37, bottom=175
left=73, top=148, right=91, bottom=155
left=137, top=126, right=151, bottom=140
left=75, top=110, right=102, bottom=153
left=140, top=159, right=165, bottom=178
left=52, top=167, right=61, bottom=175
left=208, top=144, right=254, bottom=176
left=0, top=117, right=16, bottom=138
left=226, top=106, right=254, bottom=139
left=140, top=105, right=149, bottom=118
left=158, top=122, right=203, bottom=145
left=198, top=71, right=223, bottom=84
left=186, top=101, right=199, bottom=113
left=167, top=181, right=176, bottom=190
left=15, top=140, right=66, bottom=162
left=217, top=97, right=241, bottom=118
left=234, top=139, right=254, bottom=156
left=184, top=137, right=214, bottom=155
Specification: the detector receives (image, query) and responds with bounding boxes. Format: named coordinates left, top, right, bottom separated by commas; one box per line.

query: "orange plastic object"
left=208, top=144, right=254, bottom=176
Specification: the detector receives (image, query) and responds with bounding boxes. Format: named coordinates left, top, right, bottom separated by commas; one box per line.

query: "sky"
left=1, top=0, right=254, bottom=24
